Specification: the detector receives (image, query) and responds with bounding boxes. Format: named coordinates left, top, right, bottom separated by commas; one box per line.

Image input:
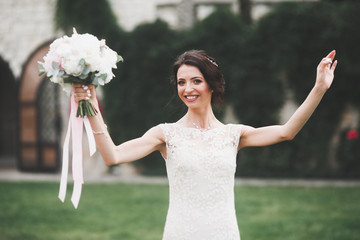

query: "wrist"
left=313, top=82, right=328, bottom=93
left=92, top=124, right=107, bottom=135
left=90, top=98, right=100, bottom=110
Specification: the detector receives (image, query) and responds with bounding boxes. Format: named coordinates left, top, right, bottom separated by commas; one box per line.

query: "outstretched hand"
left=73, top=83, right=98, bottom=105
left=316, top=50, right=338, bottom=90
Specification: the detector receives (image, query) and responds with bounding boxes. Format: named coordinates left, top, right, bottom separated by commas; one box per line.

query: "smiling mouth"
left=185, top=95, right=199, bottom=101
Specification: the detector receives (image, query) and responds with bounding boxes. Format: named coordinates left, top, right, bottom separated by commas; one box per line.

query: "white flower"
left=38, top=28, right=121, bottom=94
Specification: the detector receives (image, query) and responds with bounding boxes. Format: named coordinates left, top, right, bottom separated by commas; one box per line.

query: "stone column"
left=177, top=0, right=195, bottom=30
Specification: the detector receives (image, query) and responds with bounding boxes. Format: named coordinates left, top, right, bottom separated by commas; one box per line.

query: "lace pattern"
left=160, top=123, right=242, bottom=240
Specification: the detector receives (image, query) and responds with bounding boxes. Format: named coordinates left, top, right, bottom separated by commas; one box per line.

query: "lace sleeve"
left=228, top=124, right=242, bottom=150
left=159, top=123, right=168, bottom=144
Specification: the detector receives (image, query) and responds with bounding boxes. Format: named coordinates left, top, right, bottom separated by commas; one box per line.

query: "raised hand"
left=73, top=83, right=97, bottom=104
left=316, top=50, right=338, bottom=90
left=73, top=83, right=99, bottom=117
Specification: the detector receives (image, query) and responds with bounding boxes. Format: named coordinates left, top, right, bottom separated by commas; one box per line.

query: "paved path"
left=1, top=168, right=360, bottom=187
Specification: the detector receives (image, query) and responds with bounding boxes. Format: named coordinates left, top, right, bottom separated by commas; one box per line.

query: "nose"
left=184, top=82, right=193, bottom=93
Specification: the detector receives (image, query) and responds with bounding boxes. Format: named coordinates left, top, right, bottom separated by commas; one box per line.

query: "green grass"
left=0, top=181, right=359, bottom=240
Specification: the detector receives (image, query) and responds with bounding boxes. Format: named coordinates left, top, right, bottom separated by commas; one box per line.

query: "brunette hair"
left=172, top=50, right=225, bottom=104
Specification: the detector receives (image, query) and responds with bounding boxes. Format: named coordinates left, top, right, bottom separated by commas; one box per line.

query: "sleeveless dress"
left=160, top=123, right=242, bottom=240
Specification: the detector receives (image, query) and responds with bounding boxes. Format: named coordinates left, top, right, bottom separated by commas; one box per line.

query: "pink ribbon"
left=59, top=93, right=96, bottom=209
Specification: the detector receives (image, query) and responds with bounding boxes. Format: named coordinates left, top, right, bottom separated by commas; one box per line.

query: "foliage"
left=236, top=2, right=360, bottom=178
left=178, top=8, right=251, bottom=114
left=104, top=20, right=182, bottom=142
left=103, top=20, right=183, bottom=174
left=337, top=128, right=360, bottom=178
left=54, top=0, right=360, bottom=178
left=54, top=0, right=121, bottom=38
left=54, top=0, right=127, bottom=60
left=229, top=14, right=285, bottom=127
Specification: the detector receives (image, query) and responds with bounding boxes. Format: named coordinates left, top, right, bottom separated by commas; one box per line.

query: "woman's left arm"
left=239, top=50, right=338, bottom=149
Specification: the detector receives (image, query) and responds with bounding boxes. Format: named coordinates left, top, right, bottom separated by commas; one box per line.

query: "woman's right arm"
left=74, top=84, right=166, bottom=166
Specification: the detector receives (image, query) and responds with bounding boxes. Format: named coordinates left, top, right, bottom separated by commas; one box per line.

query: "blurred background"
left=1, top=1, right=360, bottom=240
left=0, top=0, right=359, bottom=179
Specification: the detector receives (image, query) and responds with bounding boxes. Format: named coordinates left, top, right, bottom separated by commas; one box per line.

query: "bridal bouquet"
left=38, top=28, right=123, bottom=117
left=38, top=29, right=123, bottom=209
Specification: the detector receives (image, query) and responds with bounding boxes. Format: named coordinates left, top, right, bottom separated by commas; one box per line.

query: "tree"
left=238, top=0, right=252, bottom=24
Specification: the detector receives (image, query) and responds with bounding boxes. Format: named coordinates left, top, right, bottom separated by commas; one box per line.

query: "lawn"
left=0, top=181, right=359, bottom=240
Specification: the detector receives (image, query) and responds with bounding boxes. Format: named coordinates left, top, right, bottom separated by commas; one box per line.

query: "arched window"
left=18, top=41, right=61, bottom=172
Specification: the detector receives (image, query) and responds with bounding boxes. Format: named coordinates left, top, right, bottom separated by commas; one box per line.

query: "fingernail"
left=88, top=93, right=91, bottom=97
left=83, top=85, right=88, bottom=90
left=85, top=97, right=90, bottom=100
left=87, top=89, right=90, bottom=93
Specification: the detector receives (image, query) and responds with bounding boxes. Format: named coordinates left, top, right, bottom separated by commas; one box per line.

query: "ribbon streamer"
left=59, top=94, right=96, bottom=209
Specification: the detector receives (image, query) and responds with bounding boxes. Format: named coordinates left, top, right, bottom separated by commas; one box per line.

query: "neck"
left=183, top=106, right=216, bottom=130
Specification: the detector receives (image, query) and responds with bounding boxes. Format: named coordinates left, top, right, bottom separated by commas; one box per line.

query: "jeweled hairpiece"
left=207, top=57, right=218, bottom=67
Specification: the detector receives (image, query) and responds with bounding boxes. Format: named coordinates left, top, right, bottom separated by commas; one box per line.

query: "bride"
left=73, top=49, right=337, bottom=240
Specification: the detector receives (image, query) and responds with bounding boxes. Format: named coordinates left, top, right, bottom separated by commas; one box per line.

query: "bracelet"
left=92, top=124, right=107, bottom=135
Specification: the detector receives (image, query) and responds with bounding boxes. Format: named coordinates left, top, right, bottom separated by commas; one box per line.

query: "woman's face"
left=177, top=64, right=212, bottom=109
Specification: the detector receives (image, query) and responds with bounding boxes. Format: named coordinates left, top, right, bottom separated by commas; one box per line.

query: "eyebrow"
left=177, top=76, right=204, bottom=81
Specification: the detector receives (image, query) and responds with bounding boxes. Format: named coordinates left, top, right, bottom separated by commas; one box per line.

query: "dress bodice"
left=160, top=123, right=242, bottom=240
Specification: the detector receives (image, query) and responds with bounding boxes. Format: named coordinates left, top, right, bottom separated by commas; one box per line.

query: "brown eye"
left=177, top=81, right=185, bottom=86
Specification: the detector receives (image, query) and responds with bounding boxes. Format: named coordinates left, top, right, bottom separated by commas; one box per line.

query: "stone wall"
left=1, top=0, right=285, bottom=79
left=0, top=0, right=57, bottom=78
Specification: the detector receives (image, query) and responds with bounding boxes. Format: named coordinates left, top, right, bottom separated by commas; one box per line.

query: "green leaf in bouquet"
left=79, top=58, right=86, bottom=66
left=79, top=65, right=91, bottom=79
left=38, top=63, right=44, bottom=71
left=99, top=73, right=107, bottom=80
left=90, top=72, right=98, bottom=85
left=63, top=75, right=91, bottom=85
left=38, top=63, right=45, bottom=76
left=79, top=73, right=89, bottom=80
left=77, top=64, right=85, bottom=75
left=92, top=73, right=107, bottom=85
left=117, top=55, right=124, bottom=63
left=83, top=65, right=91, bottom=75
left=52, top=61, right=59, bottom=70
left=91, top=78, right=99, bottom=85
left=76, top=58, right=87, bottom=75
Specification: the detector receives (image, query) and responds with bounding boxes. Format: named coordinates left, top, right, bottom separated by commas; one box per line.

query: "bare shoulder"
left=238, top=124, right=255, bottom=150
left=239, top=124, right=255, bottom=137
left=143, top=124, right=166, bottom=143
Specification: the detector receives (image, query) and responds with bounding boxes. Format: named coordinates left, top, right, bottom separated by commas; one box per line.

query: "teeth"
left=186, top=96, right=197, bottom=100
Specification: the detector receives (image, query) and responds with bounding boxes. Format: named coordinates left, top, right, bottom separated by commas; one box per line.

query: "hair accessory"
left=207, top=57, right=218, bottom=67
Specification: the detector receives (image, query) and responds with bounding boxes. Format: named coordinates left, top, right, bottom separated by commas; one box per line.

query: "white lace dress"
left=160, top=123, right=242, bottom=240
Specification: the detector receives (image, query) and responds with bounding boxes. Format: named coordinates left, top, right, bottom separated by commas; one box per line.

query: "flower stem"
left=76, top=100, right=98, bottom=117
